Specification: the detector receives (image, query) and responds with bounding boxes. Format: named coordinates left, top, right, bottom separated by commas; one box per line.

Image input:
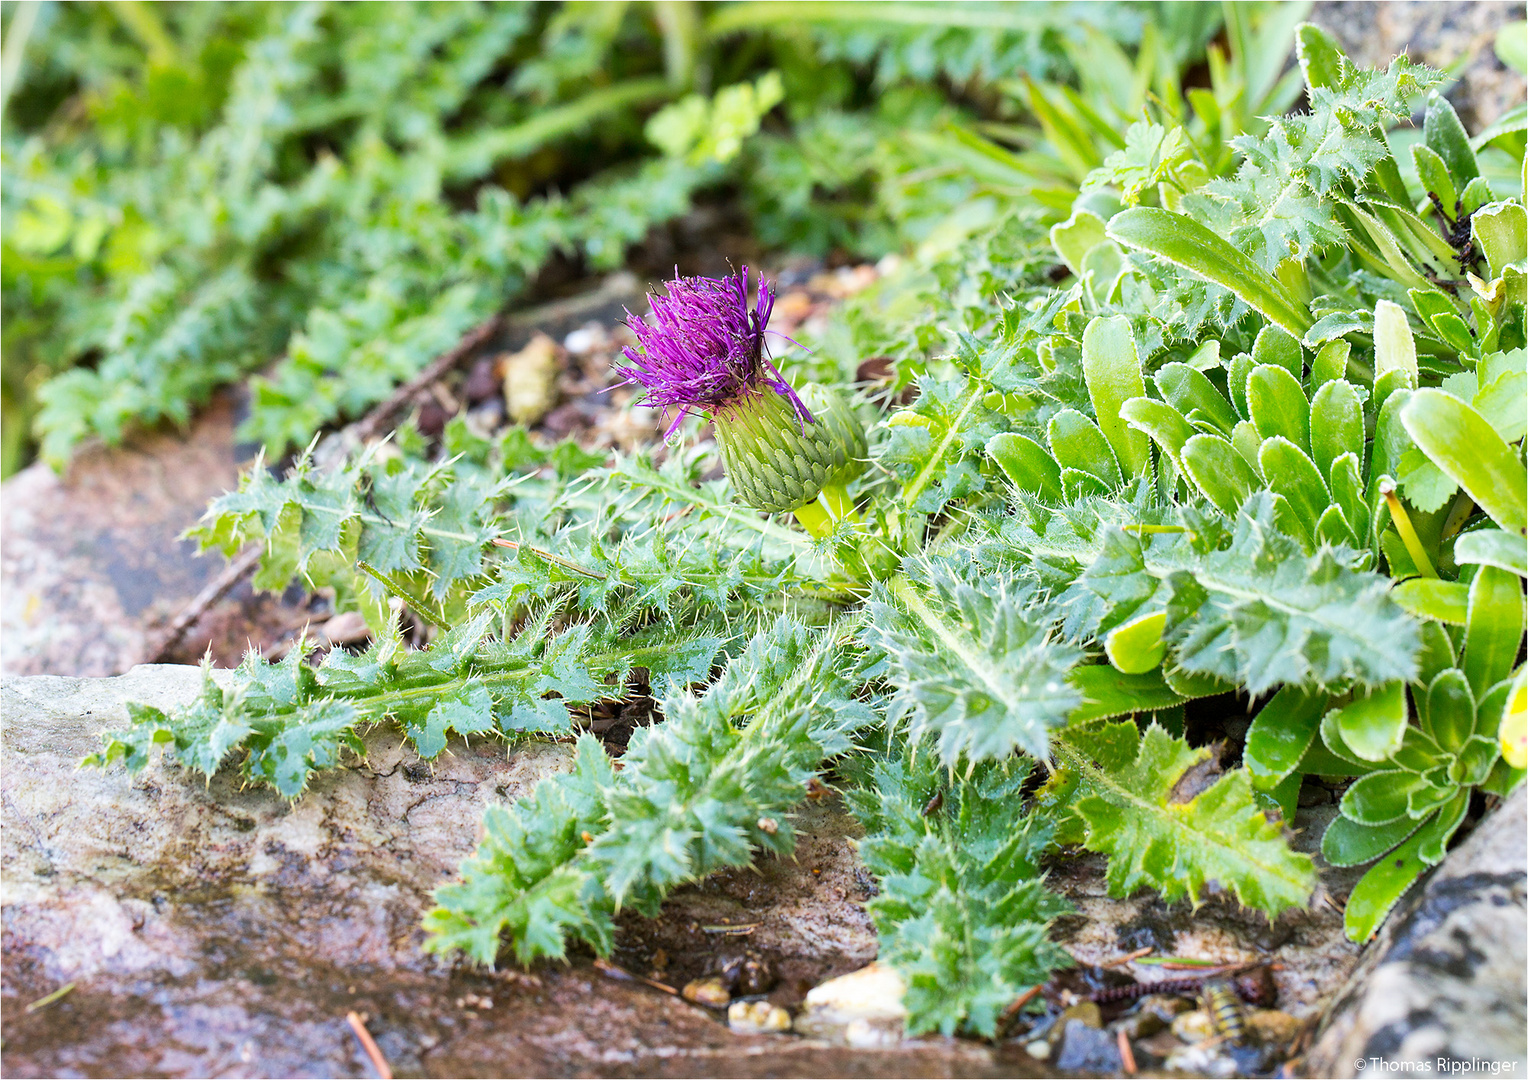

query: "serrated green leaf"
left=872, top=565, right=1082, bottom=766
left=1059, top=723, right=1316, bottom=916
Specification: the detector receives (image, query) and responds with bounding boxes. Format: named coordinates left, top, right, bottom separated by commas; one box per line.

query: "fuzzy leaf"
left=868, top=563, right=1082, bottom=766
left=1058, top=722, right=1316, bottom=916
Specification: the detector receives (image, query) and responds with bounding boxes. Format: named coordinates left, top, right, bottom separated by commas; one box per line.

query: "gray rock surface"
left=0, top=665, right=1025, bottom=1078
left=1309, top=1, right=1526, bottom=132
left=2, top=397, right=244, bottom=677
left=1306, top=786, right=1528, bottom=1079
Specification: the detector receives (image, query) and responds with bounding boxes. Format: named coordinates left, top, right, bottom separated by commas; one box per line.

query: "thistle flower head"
left=615, top=267, right=811, bottom=438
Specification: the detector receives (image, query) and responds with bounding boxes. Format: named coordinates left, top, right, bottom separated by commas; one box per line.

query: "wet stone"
left=1053, top=1019, right=1123, bottom=1075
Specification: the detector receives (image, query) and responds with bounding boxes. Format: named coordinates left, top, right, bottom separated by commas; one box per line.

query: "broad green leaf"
left=1424, top=668, right=1476, bottom=753
left=1344, top=806, right=1454, bottom=942
left=1156, top=362, right=1239, bottom=438
left=1244, top=684, right=1326, bottom=788
left=1120, top=397, right=1196, bottom=471
left=1373, top=300, right=1419, bottom=384
left=1416, top=621, right=1460, bottom=686
left=1464, top=565, right=1526, bottom=696
left=1459, top=177, right=1495, bottom=214
left=1329, top=453, right=1371, bottom=543
left=1068, top=666, right=1188, bottom=725
left=1340, top=769, right=1428, bottom=825
left=1051, top=208, right=1108, bottom=275
left=1249, top=364, right=1311, bottom=453
left=1107, top=207, right=1311, bottom=337
left=1417, top=790, right=1470, bottom=865
left=987, top=433, right=1063, bottom=503
left=1320, top=813, right=1422, bottom=868
left=1471, top=202, right=1527, bottom=279
left=1310, top=340, right=1350, bottom=389
left=1259, top=437, right=1331, bottom=540
left=1401, top=389, right=1527, bottom=534
left=1269, top=491, right=1316, bottom=552
left=1310, top=379, right=1365, bottom=480
left=1412, top=143, right=1457, bottom=212
left=1392, top=578, right=1470, bottom=625
left=1082, top=316, right=1152, bottom=480
left=1105, top=611, right=1168, bottom=674
left=1295, top=22, right=1346, bottom=90
left=1229, top=352, right=1255, bottom=422
left=1048, top=409, right=1123, bottom=489
left=1252, top=325, right=1303, bottom=378
left=1316, top=504, right=1360, bottom=548
left=1181, top=434, right=1258, bottom=515
left=1331, top=681, right=1409, bottom=762
left=1423, top=91, right=1480, bottom=184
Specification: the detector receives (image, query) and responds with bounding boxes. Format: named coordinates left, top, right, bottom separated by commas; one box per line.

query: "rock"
left=1306, top=784, right=1528, bottom=1078
left=1308, top=2, right=1526, bottom=133
left=1113, top=994, right=1191, bottom=1039
left=1246, top=1008, right=1302, bottom=1048
left=1059, top=1001, right=1103, bottom=1029
left=1165, top=1041, right=1241, bottom=1079
left=682, top=976, right=731, bottom=1009
left=1, top=667, right=1006, bottom=1078
left=792, top=962, right=907, bottom=1045
left=562, top=321, right=611, bottom=356
left=500, top=332, right=560, bottom=426
left=1054, top=1018, right=1124, bottom=1074
left=727, top=1000, right=792, bottom=1034
left=1172, top=1008, right=1216, bottom=1044
left=0, top=393, right=314, bottom=677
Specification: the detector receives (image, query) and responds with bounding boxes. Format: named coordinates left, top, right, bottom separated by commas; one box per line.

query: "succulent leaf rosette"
left=615, top=268, right=865, bottom=525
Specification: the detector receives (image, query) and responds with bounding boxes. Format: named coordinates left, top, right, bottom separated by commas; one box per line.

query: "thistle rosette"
left=616, top=268, right=865, bottom=517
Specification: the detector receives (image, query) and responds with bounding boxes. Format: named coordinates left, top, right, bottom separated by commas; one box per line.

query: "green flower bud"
left=715, top=384, right=867, bottom=513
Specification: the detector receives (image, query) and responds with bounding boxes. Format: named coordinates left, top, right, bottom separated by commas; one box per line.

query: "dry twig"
left=346, top=1011, right=393, bottom=1080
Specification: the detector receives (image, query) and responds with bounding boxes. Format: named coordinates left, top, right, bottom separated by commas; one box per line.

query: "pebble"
left=1113, top=994, right=1191, bottom=1039
left=317, top=611, right=371, bottom=646
left=1165, top=1042, right=1240, bottom=1078
left=1055, top=1018, right=1124, bottom=1074
left=792, top=962, right=906, bottom=1045
left=727, top=1000, right=791, bottom=1034
left=1059, top=1001, right=1102, bottom=1029
left=681, top=977, right=731, bottom=1009
left=501, top=332, right=559, bottom=426
left=1171, top=1008, right=1216, bottom=1043
left=1247, top=1008, right=1302, bottom=1047
left=563, top=322, right=609, bottom=356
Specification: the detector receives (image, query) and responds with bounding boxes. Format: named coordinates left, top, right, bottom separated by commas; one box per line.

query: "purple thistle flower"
left=614, top=267, right=812, bottom=438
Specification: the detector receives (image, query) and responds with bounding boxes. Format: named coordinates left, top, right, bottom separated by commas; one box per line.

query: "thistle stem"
left=793, top=483, right=859, bottom=539
left=793, top=499, right=836, bottom=539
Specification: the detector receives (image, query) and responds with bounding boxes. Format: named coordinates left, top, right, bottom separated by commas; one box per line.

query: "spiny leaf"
left=1057, top=722, right=1317, bottom=917
left=867, top=562, right=1082, bottom=766
left=847, top=749, right=1072, bottom=1038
